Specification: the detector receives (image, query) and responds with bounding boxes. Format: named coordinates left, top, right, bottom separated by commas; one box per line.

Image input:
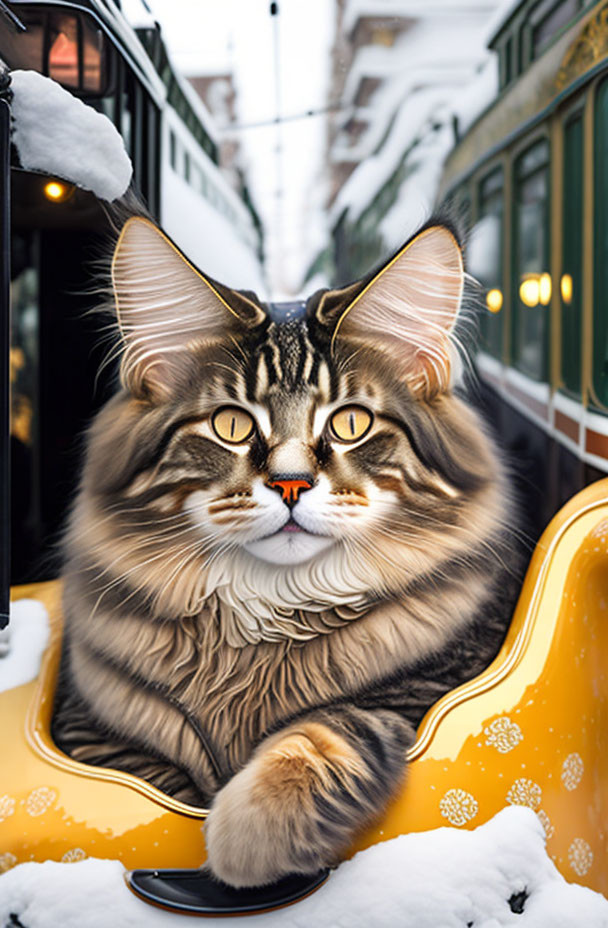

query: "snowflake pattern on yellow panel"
left=0, top=795, right=15, bottom=822
left=568, top=838, right=593, bottom=876
left=561, top=753, right=584, bottom=791
left=0, top=853, right=17, bottom=874
left=536, top=809, right=555, bottom=840
left=25, top=787, right=57, bottom=817
left=61, top=848, right=87, bottom=863
left=439, top=788, right=479, bottom=826
left=483, top=717, right=523, bottom=753
left=505, top=778, right=542, bottom=810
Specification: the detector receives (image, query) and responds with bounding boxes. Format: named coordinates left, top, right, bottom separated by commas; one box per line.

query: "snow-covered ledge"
left=10, top=70, right=132, bottom=201
left=0, top=599, right=49, bottom=693
left=1, top=807, right=607, bottom=926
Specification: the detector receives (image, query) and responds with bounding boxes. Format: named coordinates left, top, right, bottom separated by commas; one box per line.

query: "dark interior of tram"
left=10, top=169, right=116, bottom=581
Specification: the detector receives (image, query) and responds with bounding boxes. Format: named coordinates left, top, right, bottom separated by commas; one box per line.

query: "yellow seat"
left=2, top=478, right=607, bottom=894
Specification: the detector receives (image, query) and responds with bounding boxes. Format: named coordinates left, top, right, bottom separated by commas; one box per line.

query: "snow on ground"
left=10, top=71, right=132, bottom=201
left=330, top=87, right=448, bottom=228
left=0, top=599, right=49, bottom=693
left=1, top=808, right=607, bottom=927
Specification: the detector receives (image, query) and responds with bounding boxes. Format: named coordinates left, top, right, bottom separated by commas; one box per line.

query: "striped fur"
left=53, top=219, right=521, bottom=886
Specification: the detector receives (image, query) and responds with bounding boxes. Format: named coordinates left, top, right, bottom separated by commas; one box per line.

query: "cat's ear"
left=112, top=217, right=265, bottom=401
left=317, top=225, right=464, bottom=399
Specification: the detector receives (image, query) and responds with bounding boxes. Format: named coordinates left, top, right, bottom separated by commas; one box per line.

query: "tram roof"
left=8, top=0, right=218, bottom=145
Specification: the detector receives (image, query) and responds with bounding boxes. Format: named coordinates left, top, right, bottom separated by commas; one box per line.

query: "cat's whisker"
left=88, top=533, right=221, bottom=619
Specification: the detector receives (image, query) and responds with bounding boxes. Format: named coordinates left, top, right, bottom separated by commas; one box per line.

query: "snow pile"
left=325, top=3, right=507, bottom=258
left=330, top=86, right=448, bottom=227
left=1, top=808, right=607, bottom=927
left=10, top=70, right=132, bottom=200
left=0, top=599, right=49, bottom=693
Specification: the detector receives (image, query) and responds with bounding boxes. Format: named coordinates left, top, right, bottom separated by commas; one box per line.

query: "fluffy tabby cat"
left=53, top=216, right=519, bottom=888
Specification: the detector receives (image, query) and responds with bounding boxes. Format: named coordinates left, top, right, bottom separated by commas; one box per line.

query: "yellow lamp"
left=539, top=273, right=552, bottom=306
left=519, top=276, right=540, bottom=307
left=43, top=180, right=74, bottom=203
left=486, top=288, right=503, bottom=313
left=561, top=274, right=573, bottom=305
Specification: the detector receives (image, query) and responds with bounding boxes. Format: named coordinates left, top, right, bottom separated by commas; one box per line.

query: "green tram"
left=439, top=0, right=608, bottom=533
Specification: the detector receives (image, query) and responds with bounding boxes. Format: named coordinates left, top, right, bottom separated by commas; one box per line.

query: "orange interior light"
left=49, top=31, right=79, bottom=87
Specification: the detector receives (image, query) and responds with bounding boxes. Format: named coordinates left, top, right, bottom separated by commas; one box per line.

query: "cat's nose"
left=267, top=473, right=314, bottom=506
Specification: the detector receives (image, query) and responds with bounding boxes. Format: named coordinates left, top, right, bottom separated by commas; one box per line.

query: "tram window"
left=169, top=131, right=177, bottom=170
left=0, top=7, right=108, bottom=96
left=131, top=80, right=144, bottom=186
left=0, top=12, right=44, bottom=76
left=146, top=101, right=160, bottom=218
left=116, top=60, right=133, bottom=158
left=470, top=168, right=504, bottom=359
left=517, top=25, right=525, bottom=76
left=531, top=0, right=582, bottom=59
left=561, top=113, right=583, bottom=396
left=47, top=13, right=79, bottom=88
left=593, top=76, right=608, bottom=407
left=512, top=139, right=550, bottom=381
left=184, top=151, right=191, bottom=184
left=504, top=36, right=513, bottom=86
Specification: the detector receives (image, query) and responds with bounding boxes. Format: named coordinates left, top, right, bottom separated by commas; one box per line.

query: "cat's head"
left=74, top=217, right=508, bottom=632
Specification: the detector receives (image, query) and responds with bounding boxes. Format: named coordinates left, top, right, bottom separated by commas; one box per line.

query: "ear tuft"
left=328, top=225, right=464, bottom=399
left=112, top=218, right=264, bottom=401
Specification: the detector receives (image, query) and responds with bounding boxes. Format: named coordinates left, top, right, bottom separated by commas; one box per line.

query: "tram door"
left=10, top=174, right=116, bottom=584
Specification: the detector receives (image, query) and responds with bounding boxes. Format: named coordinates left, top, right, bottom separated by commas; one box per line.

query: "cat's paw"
left=204, top=722, right=363, bottom=888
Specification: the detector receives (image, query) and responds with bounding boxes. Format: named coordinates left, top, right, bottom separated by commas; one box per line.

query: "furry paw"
left=204, top=722, right=364, bottom=887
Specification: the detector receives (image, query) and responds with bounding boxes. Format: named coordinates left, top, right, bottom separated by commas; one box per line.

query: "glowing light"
left=539, top=272, right=552, bottom=306
left=519, top=277, right=540, bottom=307
left=486, top=288, right=503, bottom=313
left=561, top=273, right=573, bottom=304
left=43, top=180, right=73, bottom=203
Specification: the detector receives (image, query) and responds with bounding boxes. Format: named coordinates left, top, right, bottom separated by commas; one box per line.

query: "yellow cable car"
left=2, top=477, right=607, bottom=909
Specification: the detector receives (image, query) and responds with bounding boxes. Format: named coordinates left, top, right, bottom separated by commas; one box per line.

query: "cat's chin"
left=243, top=531, right=335, bottom=565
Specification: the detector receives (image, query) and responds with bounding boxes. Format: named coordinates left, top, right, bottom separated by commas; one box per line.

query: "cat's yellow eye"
left=212, top=407, right=255, bottom=444
left=330, top=406, right=373, bottom=443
